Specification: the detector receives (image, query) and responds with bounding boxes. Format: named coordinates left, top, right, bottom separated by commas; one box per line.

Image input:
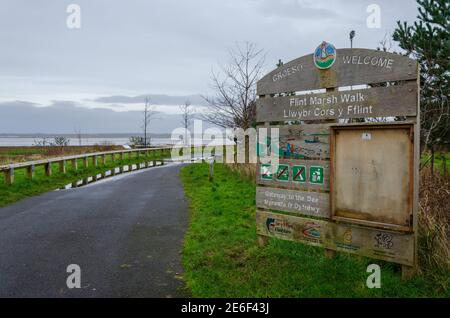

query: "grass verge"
left=0, top=150, right=169, bottom=207
left=180, top=163, right=449, bottom=297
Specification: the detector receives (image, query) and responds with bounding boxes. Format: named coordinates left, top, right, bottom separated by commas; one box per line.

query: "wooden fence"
left=0, top=146, right=177, bottom=185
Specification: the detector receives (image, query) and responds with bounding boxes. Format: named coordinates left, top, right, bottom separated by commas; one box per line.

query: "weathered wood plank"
left=256, top=187, right=330, bottom=218
left=72, top=159, right=78, bottom=170
left=59, top=160, right=66, bottom=174
left=5, top=167, right=14, bottom=185
left=45, top=162, right=52, bottom=176
left=257, top=82, right=417, bottom=122
left=257, top=159, right=330, bottom=191
left=257, top=49, right=418, bottom=95
left=83, top=157, right=89, bottom=168
left=331, top=125, right=413, bottom=230
left=27, top=165, right=35, bottom=180
left=256, top=210, right=329, bottom=246
left=256, top=211, right=415, bottom=266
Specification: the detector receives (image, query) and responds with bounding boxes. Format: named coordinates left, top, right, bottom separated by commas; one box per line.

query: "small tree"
left=74, top=126, right=83, bottom=146
left=142, top=97, right=158, bottom=147
left=201, top=42, right=265, bottom=130
left=393, top=0, right=449, bottom=162
left=51, top=136, right=70, bottom=147
left=179, top=100, right=194, bottom=145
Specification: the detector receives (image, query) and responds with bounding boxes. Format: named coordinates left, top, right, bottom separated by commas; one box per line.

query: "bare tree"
left=201, top=42, right=265, bottom=130
left=74, top=126, right=83, bottom=146
left=143, top=97, right=158, bottom=147
left=179, top=100, right=194, bottom=145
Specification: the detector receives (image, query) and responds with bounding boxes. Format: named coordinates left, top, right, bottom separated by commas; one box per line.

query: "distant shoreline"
left=0, top=133, right=172, bottom=138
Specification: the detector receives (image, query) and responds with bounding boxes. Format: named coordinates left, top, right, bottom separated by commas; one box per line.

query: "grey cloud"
left=256, top=0, right=341, bottom=20
left=93, top=94, right=207, bottom=106
left=0, top=100, right=188, bottom=134
left=0, top=0, right=419, bottom=119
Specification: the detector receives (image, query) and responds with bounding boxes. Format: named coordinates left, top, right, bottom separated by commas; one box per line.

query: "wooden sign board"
left=256, top=187, right=330, bottom=219
left=256, top=43, right=419, bottom=271
left=256, top=211, right=415, bottom=266
left=257, top=82, right=417, bottom=122
left=257, top=49, right=418, bottom=95
left=330, top=124, right=414, bottom=232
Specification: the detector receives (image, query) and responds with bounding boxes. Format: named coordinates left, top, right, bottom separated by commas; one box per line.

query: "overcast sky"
left=0, top=0, right=419, bottom=132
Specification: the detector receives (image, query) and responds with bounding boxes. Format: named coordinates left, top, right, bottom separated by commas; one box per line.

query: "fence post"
left=27, top=165, right=35, bottom=180
left=59, top=160, right=66, bottom=174
left=45, top=162, right=52, bottom=176
left=111, top=153, right=115, bottom=162
left=5, top=167, right=14, bottom=185
left=92, top=156, right=98, bottom=167
left=83, top=157, right=88, bottom=168
left=102, top=154, right=106, bottom=165
left=209, top=160, right=214, bottom=181
left=72, top=159, right=78, bottom=170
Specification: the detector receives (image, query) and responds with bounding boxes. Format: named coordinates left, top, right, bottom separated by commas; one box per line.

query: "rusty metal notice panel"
left=256, top=41, right=419, bottom=270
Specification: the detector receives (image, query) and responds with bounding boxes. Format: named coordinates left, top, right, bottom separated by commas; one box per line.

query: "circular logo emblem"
left=313, top=41, right=337, bottom=70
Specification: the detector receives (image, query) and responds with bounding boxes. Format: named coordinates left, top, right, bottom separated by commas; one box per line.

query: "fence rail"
left=0, top=146, right=179, bottom=185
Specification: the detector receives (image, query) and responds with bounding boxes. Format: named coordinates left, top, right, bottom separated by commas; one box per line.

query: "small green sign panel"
left=276, top=165, right=289, bottom=181
left=292, top=165, right=306, bottom=183
left=261, top=164, right=273, bottom=180
left=309, top=166, right=324, bottom=184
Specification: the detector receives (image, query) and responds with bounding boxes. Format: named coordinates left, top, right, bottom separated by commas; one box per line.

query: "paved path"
left=0, top=163, right=189, bottom=297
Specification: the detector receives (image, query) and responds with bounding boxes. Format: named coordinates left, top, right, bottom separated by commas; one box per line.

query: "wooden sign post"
left=256, top=42, right=420, bottom=278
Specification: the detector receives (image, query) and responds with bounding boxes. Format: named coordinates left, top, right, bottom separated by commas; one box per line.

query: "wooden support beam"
left=120, top=153, right=124, bottom=160
left=92, top=156, right=98, bottom=167
left=402, top=265, right=416, bottom=280
left=72, top=159, right=78, bottom=170
left=45, top=162, right=52, bottom=176
left=101, top=154, right=106, bottom=165
left=83, top=157, right=89, bottom=168
left=27, top=165, right=35, bottom=180
left=59, top=160, right=66, bottom=174
left=111, top=153, right=115, bottom=162
left=5, top=167, right=14, bottom=185
left=258, top=235, right=269, bottom=247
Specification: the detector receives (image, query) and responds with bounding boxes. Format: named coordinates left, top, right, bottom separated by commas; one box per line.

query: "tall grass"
left=419, top=168, right=449, bottom=290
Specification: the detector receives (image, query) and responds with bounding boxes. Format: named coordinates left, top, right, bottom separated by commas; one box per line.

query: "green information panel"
left=292, top=165, right=306, bottom=183
left=309, top=166, right=324, bottom=185
left=276, top=165, right=289, bottom=181
left=261, top=164, right=273, bottom=180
